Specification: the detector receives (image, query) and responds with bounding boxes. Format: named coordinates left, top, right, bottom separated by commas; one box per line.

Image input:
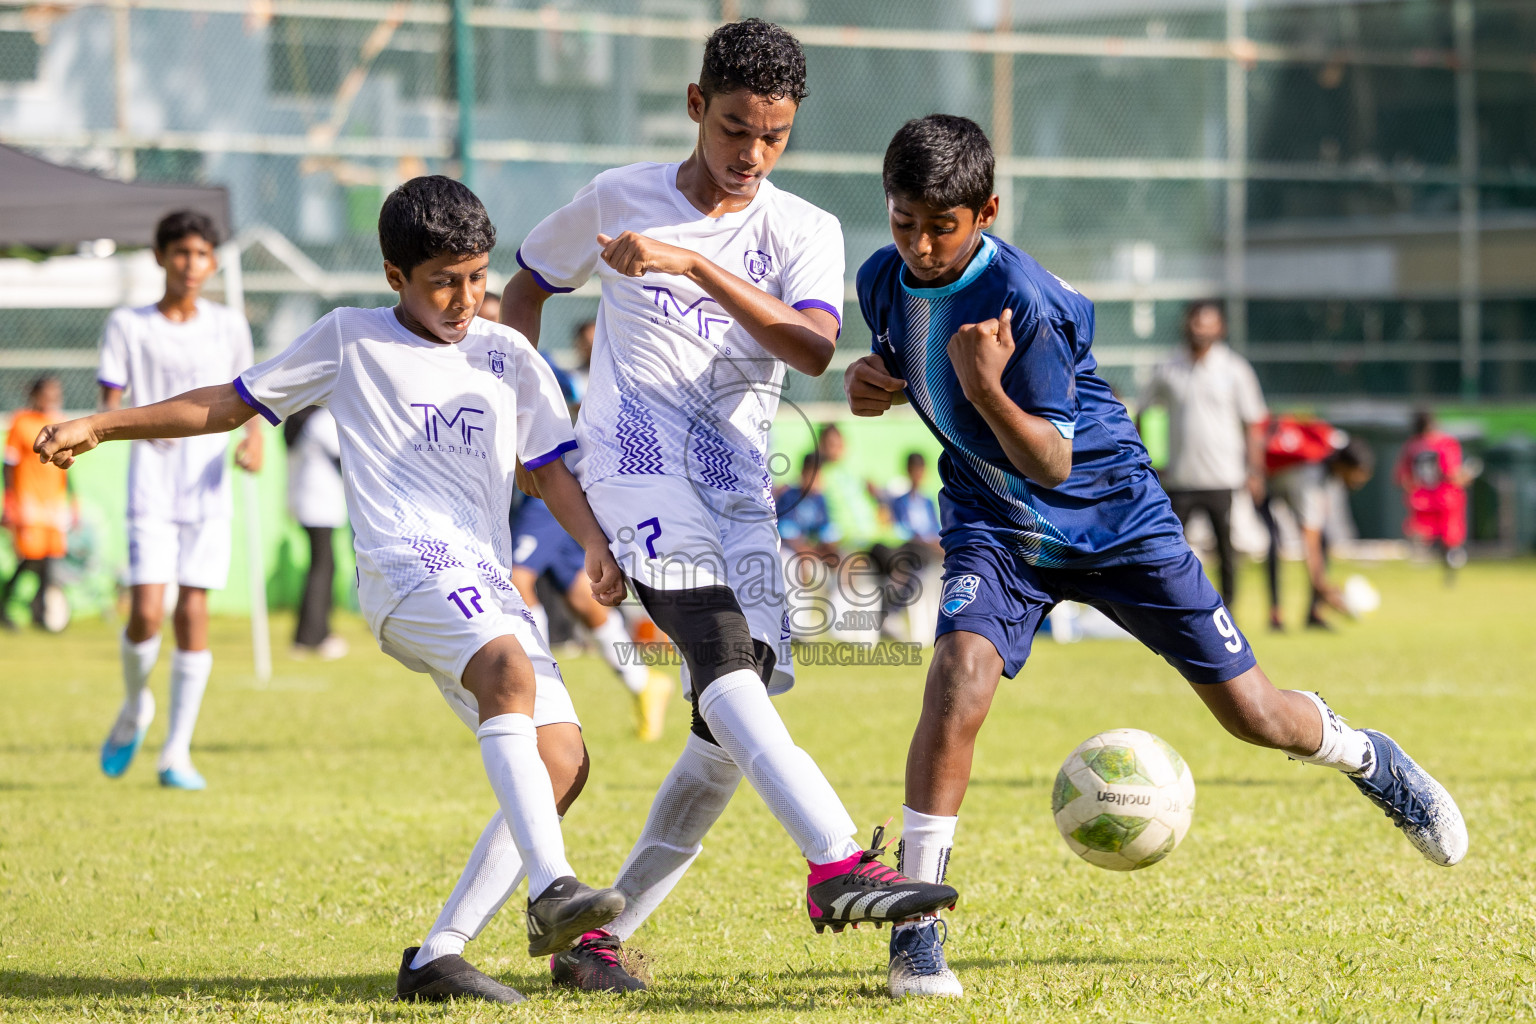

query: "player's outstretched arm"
left=595, top=232, right=837, bottom=376
left=500, top=269, right=553, bottom=348
left=1300, top=527, right=1349, bottom=615
left=529, top=458, right=625, bottom=607
left=34, top=383, right=257, bottom=470
left=949, top=308, right=1073, bottom=489
left=844, top=354, right=908, bottom=416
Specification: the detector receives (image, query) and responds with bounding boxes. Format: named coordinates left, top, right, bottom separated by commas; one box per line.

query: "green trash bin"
left=1332, top=419, right=1410, bottom=541
left=1473, top=435, right=1536, bottom=553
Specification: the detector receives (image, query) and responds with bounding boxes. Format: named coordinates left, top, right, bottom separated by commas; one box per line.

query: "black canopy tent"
left=0, top=143, right=230, bottom=249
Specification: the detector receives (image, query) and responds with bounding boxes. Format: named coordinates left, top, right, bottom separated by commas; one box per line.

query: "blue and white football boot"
left=888, top=918, right=963, bottom=999
left=1349, top=730, right=1467, bottom=866
left=99, top=692, right=155, bottom=778
left=158, top=763, right=207, bottom=790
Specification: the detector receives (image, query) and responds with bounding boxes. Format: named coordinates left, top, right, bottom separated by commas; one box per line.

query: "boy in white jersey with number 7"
left=500, top=19, right=958, bottom=994
left=36, top=176, right=627, bottom=1005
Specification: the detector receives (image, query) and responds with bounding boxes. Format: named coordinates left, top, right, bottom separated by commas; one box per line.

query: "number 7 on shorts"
left=637, top=517, right=662, bottom=559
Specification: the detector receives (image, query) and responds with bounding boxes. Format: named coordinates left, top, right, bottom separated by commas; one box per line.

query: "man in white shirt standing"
left=502, top=18, right=959, bottom=994
left=1140, top=300, right=1267, bottom=609
left=97, top=210, right=263, bottom=790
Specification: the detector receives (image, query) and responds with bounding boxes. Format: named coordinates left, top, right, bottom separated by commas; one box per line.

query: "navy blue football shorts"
left=511, top=497, right=586, bottom=592
left=935, top=536, right=1257, bottom=685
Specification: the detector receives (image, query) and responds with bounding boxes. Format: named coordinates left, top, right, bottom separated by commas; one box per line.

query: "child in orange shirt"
left=2, top=376, right=73, bottom=629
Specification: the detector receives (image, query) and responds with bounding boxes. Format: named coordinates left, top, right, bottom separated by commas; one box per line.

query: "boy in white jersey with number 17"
left=37, top=177, right=627, bottom=1005
left=501, top=19, right=958, bottom=994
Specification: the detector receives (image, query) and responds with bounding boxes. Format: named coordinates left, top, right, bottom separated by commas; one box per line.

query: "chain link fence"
left=2, top=0, right=1535, bottom=413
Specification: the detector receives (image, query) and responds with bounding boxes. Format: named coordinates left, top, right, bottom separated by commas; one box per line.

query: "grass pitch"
left=3, top=560, right=1535, bottom=1022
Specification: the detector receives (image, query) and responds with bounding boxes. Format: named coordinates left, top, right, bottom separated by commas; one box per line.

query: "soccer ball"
left=1051, top=728, right=1196, bottom=871
left=1342, top=574, right=1381, bottom=617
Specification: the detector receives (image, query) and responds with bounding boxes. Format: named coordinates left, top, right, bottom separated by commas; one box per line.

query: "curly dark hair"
left=699, top=18, right=808, bottom=104
left=883, top=114, right=995, bottom=214
left=154, top=209, right=220, bottom=251
left=378, top=175, right=496, bottom=276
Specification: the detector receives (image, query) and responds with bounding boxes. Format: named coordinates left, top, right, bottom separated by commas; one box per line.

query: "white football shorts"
left=127, top=517, right=233, bottom=590
left=378, top=566, right=579, bottom=732
left=583, top=475, right=794, bottom=694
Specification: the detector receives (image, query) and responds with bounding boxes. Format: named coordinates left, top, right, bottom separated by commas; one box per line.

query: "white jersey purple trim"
left=515, top=160, right=846, bottom=504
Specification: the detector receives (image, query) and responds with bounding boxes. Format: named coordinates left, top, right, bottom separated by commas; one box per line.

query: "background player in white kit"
left=283, top=404, right=348, bottom=659
left=501, top=19, right=958, bottom=993
left=39, top=176, right=628, bottom=1004
left=96, top=210, right=262, bottom=791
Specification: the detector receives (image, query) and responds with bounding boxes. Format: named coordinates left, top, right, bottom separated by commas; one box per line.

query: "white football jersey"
left=97, top=300, right=254, bottom=523
left=238, top=307, right=576, bottom=633
left=516, top=162, right=845, bottom=510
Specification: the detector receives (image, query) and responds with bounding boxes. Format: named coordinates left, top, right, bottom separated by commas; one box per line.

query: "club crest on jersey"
left=488, top=350, right=506, bottom=377
left=743, top=249, right=773, bottom=283
left=940, top=574, right=981, bottom=616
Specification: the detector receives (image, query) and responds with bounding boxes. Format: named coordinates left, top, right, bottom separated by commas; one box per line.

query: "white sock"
left=412, top=812, right=526, bottom=969
left=898, top=805, right=958, bottom=884
left=477, top=713, right=574, bottom=898
left=529, top=603, right=550, bottom=645
left=698, top=669, right=859, bottom=864
left=592, top=611, right=647, bottom=694
left=111, top=633, right=161, bottom=742
left=609, top=733, right=742, bottom=940
left=1289, top=691, right=1372, bottom=774
left=158, top=648, right=212, bottom=772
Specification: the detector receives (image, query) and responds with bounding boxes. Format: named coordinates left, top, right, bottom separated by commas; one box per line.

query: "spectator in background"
left=1139, top=300, right=1267, bottom=610
left=776, top=453, right=840, bottom=562
left=1396, top=409, right=1474, bottom=582
left=1262, top=418, right=1374, bottom=630
left=285, top=405, right=348, bottom=659
left=815, top=423, right=883, bottom=550
left=566, top=318, right=595, bottom=401
left=2, top=375, right=74, bottom=631
left=870, top=451, right=944, bottom=637
left=886, top=451, right=941, bottom=551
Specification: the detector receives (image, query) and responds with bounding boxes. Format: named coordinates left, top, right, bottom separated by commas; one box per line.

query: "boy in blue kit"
left=844, top=115, right=1467, bottom=1000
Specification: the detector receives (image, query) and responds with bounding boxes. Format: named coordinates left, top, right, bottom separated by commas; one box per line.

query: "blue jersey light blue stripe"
left=858, top=236, right=1186, bottom=569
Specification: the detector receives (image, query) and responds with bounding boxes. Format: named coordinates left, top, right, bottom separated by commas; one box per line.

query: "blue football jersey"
left=856, top=235, right=1185, bottom=568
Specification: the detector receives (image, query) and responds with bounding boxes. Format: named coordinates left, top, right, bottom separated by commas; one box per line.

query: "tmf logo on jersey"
left=411, top=403, right=486, bottom=446
left=642, top=286, right=733, bottom=341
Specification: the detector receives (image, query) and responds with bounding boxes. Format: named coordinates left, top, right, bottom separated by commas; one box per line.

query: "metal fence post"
left=992, top=0, right=1014, bottom=244
left=452, top=0, right=475, bottom=191
left=1225, top=0, right=1248, bottom=354
left=112, top=0, right=133, bottom=180
left=1455, top=0, right=1480, bottom=401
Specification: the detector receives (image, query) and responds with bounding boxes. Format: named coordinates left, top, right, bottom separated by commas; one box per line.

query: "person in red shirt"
left=1396, top=410, right=1473, bottom=581
left=2, top=376, right=74, bottom=630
